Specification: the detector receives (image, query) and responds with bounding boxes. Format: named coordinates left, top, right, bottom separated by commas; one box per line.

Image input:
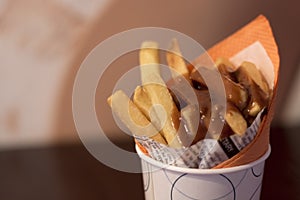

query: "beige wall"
left=0, top=0, right=112, bottom=148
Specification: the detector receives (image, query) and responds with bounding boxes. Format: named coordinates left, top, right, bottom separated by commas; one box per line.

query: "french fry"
left=166, top=38, right=190, bottom=81
left=235, top=61, right=270, bottom=117
left=135, top=83, right=182, bottom=147
left=225, top=102, right=247, bottom=136
left=222, top=76, right=248, bottom=111
left=133, top=85, right=165, bottom=131
left=138, top=41, right=182, bottom=148
left=215, top=57, right=237, bottom=72
left=190, top=66, right=248, bottom=110
left=245, top=82, right=268, bottom=117
left=203, top=111, right=235, bottom=139
left=139, top=41, right=162, bottom=84
left=132, top=86, right=152, bottom=118
left=215, top=57, right=237, bottom=82
left=180, top=104, right=209, bottom=145
left=235, top=61, right=270, bottom=97
left=108, top=90, right=166, bottom=144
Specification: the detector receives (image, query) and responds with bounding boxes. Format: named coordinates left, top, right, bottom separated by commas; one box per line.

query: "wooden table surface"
left=0, top=126, right=299, bottom=200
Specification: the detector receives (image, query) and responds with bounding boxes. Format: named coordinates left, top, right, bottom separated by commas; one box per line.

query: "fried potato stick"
left=108, top=90, right=166, bottom=144
left=166, top=38, right=190, bottom=81
left=136, top=41, right=182, bottom=148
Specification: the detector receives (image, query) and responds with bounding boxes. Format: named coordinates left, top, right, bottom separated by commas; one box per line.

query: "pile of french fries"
left=108, top=39, right=271, bottom=148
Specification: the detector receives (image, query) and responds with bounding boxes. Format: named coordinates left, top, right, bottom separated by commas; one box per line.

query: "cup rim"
left=136, top=144, right=271, bottom=174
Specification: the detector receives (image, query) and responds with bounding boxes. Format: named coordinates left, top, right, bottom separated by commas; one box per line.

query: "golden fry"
left=166, top=38, right=190, bottom=81
left=138, top=42, right=182, bottom=147
left=108, top=90, right=166, bottom=144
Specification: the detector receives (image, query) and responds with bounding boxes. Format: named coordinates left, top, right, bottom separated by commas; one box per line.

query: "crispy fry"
left=178, top=105, right=201, bottom=146
left=139, top=41, right=162, bottom=84
left=223, top=76, right=248, bottom=110
left=133, top=85, right=166, bottom=131
left=235, top=61, right=270, bottom=117
left=245, top=82, right=268, bottom=117
left=132, top=86, right=152, bottom=118
left=215, top=57, right=236, bottom=72
left=225, top=102, right=247, bottom=136
left=190, top=66, right=248, bottom=110
left=215, top=57, right=237, bottom=82
left=108, top=90, right=166, bottom=144
left=135, top=84, right=182, bottom=147
left=166, top=38, right=190, bottom=80
left=138, top=41, right=182, bottom=148
left=202, top=104, right=233, bottom=140
left=236, top=61, right=270, bottom=97
left=202, top=112, right=234, bottom=139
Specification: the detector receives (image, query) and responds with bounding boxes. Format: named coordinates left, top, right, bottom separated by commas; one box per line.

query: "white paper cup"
left=136, top=145, right=271, bottom=200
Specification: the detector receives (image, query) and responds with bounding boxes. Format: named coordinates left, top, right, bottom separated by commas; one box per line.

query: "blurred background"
left=0, top=0, right=299, bottom=199
left=0, top=0, right=299, bottom=149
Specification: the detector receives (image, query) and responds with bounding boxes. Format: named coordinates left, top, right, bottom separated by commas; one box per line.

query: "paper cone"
left=196, top=15, right=280, bottom=168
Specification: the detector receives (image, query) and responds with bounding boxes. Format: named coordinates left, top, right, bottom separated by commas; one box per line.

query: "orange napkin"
left=199, top=15, right=280, bottom=168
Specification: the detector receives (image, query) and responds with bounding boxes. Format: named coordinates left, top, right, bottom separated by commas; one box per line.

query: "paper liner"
left=135, top=110, right=264, bottom=169
left=203, top=15, right=280, bottom=168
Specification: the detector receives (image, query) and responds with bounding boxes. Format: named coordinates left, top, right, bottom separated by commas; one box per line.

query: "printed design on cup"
left=249, top=183, right=262, bottom=200
left=168, top=172, right=237, bottom=200
left=219, top=174, right=236, bottom=200
left=158, top=166, right=264, bottom=200
left=170, top=173, right=187, bottom=200
left=143, top=162, right=151, bottom=192
left=247, top=164, right=264, bottom=199
left=251, top=167, right=262, bottom=178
